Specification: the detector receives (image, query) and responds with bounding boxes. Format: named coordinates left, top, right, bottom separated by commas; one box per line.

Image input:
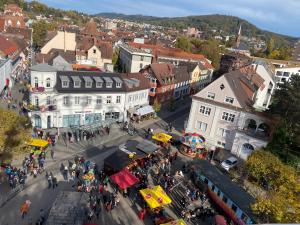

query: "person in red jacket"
left=139, top=208, right=146, bottom=220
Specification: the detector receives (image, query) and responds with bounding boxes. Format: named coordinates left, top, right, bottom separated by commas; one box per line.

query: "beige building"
left=41, top=31, right=76, bottom=54
left=186, top=66, right=273, bottom=160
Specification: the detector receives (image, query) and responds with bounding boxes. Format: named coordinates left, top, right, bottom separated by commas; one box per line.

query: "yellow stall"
left=139, top=185, right=172, bottom=209
left=27, top=139, right=49, bottom=155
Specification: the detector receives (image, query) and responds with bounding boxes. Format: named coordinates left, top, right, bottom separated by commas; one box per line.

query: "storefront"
left=63, top=114, right=81, bottom=127
left=84, top=113, right=102, bottom=125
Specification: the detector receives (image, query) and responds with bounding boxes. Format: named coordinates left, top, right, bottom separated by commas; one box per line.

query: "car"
left=221, top=156, right=238, bottom=171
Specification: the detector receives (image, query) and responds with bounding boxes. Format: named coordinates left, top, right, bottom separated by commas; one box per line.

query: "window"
left=199, top=105, right=211, bottom=116
left=46, top=78, right=51, bottom=88
left=204, top=178, right=208, bottom=184
left=217, top=128, right=230, bottom=137
left=106, top=82, right=112, bottom=88
left=150, top=88, right=156, bottom=93
left=34, top=96, right=39, bottom=106
left=222, top=112, right=235, bottom=123
left=207, top=92, right=215, bottom=99
left=231, top=204, right=237, bottom=213
left=140, top=63, right=143, bottom=69
left=128, top=95, right=133, bottom=102
left=116, top=96, right=121, bottom=103
left=283, top=72, right=290, bottom=77
left=197, top=121, right=208, bottom=132
left=116, top=82, right=121, bottom=88
left=217, top=141, right=226, bottom=147
left=62, top=81, right=69, bottom=88
left=74, top=81, right=81, bottom=88
left=106, top=96, right=112, bottom=104
left=34, top=77, right=38, bottom=88
left=75, top=96, right=80, bottom=105
left=222, top=195, right=228, bottom=203
left=46, top=96, right=51, bottom=105
left=96, top=96, right=102, bottom=105
left=86, top=81, right=92, bottom=88
left=217, top=190, right=221, bottom=196
left=225, top=96, right=234, bottom=104
left=141, top=56, right=144, bottom=61
left=63, top=96, right=69, bottom=105
left=96, top=82, right=102, bottom=88
left=93, top=49, right=96, bottom=54
left=211, top=185, right=215, bottom=191
left=87, top=97, right=92, bottom=105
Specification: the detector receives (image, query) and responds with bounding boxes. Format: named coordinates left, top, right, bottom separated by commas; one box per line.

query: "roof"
left=110, top=168, right=139, bottom=189
left=136, top=140, right=159, bottom=154
left=81, top=18, right=98, bottom=36
left=174, top=66, right=190, bottom=84
left=45, top=31, right=57, bottom=42
left=0, top=35, right=18, bottom=56
left=192, top=160, right=255, bottom=219
left=178, top=61, right=198, bottom=73
left=76, top=37, right=113, bottom=59
left=35, top=49, right=76, bottom=64
left=55, top=71, right=150, bottom=93
left=31, top=63, right=57, bottom=72
left=149, top=63, right=174, bottom=85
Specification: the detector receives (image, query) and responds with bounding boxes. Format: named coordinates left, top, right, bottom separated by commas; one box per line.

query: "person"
left=20, top=200, right=31, bottom=219
left=138, top=208, right=146, bottom=221
left=50, top=149, right=54, bottom=160
left=63, top=165, right=68, bottom=181
left=47, top=173, right=52, bottom=188
left=52, top=176, right=58, bottom=189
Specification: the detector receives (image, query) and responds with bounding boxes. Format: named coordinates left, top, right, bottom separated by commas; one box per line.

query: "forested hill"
left=96, top=13, right=297, bottom=46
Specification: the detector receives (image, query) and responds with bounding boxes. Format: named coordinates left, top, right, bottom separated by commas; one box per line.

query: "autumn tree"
left=0, top=109, right=31, bottom=161
left=32, top=20, right=57, bottom=49
left=246, top=150, right=300, bottom=223
left=175, top=37, right=192, bottom=52
left=152, top=98, right=161, bottom=112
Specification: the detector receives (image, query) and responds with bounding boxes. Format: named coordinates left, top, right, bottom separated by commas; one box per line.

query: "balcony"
left=28, top=104, right=57, bottom=112
left=31, top=87, right=45, bottom=93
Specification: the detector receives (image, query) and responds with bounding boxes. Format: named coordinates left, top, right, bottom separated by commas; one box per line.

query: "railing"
left=31, top=87, right=45, bottom=93
left=238, top=128, right=269, bottom=140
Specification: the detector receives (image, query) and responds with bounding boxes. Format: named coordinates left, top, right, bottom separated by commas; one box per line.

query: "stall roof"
left=135, top=105, right=154, bottom=116
left=136, top=140, right=159, bottom=154
left=104, top=149, right=147, bottom=171
left=27, top=139, right=48, bottom=148
left=110, top=168, right=139, bottom=189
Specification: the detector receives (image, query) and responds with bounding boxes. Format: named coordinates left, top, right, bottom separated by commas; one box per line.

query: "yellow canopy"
left=152, top=133, right=172, bottom=143
left=139, top=185, right=172, bottom=209
left=160, top=219, right=187, bottom=225
left=27, top=139, right=49, bottom=148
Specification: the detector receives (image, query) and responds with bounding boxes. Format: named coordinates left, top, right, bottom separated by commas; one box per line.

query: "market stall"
left=139, top=185, right=172, bottom=209
left=180, top=132, right=207, bottom=158
left=136, top=140, right=160, bottom=155
left=110, top=168, right=139, bottom=190
left=152, top=133, right=172, bottom=149
left=161, top=219, right=187, bottom=225
left=131, top=105, right=156, bottom=122
left=27, top=138, right=49, bottom=156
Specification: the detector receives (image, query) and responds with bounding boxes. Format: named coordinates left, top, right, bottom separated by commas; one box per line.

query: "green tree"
left=152, top=98, right=161, bottom=112
left=175, top=37, right=192, bottom=52
left=0, top=109, right=31, bottom=161
left=32, top=20, right=57, bottom=49
left=268, top=75, right=300, bottom=166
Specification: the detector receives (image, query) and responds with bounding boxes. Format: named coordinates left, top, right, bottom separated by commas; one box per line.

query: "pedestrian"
left=50, top=149, right=54, bottom=160
left=63, top=165, right=68, bottom=181
left=95, top=204, right=101, bottom=220
left=20, top=200, right=31, bottom=219
left=52, top=176, right=58, bottom=189
left=138, top=208, right=146, bottom=221
left=47, top=173, right=52, bottom=188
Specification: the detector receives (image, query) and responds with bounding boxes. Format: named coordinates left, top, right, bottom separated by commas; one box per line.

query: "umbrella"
left=140, top=185, right=172, bottom=209
left=110, top=168, right=139, bottom=189
left=152, top=133, right=172, bottom=144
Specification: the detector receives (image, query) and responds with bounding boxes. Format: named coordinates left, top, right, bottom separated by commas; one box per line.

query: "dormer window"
left=71, top=76, right=81, bottom=88
left=207, top=92, right=215, bottom=100
left=93, top=49, right=96, bottom=54
left=61, top=76, right=70, bottom=88
left=86, top=81, right=92, bottom=88
left=74, top=81, right=80, bottom=87
left=113, top=77, right=123, bottom=88
left=116, top=83, right=121, bottom=88
left=103, top=77, right=113, bottom=88
left=62, top=81, right=68, bottom=87
left=225, top=96, right=234, bottom=104
left=96, top=82, right=102, bottom=88
left=83, top=76, right=93, bottom=88
left=94, top=77, right=103, bottom=88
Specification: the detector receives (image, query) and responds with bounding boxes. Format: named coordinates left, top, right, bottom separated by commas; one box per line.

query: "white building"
left=0, top=58, right=12, bottom=92
left=119, top=44, right=152, bottom=73
left=186, top=66, right=273, bottom=160
left=29, top=64, right=151, bottom=129
left=274, top=66, right=300, bottom=88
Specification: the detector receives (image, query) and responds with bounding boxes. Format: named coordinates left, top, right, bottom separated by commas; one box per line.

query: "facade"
left=0, top=4, right=26, bottom=32
left=274, top=66, right=300, bottom=88
left=0, top=58, right=12, bottom=93
left=29, top=64, right=150, bottom=129
left=186, top=68, right=272, bottom=160
left=40, top=31, right=76, bottom=54
left=119, top=44, right=152, bottom=73
left=293, top=40, right=300, bottom=61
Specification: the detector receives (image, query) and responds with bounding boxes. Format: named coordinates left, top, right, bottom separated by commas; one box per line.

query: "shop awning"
left=152, top=133, right=172, bottom=144
left=27, top=139, right=49, bottom=148
left=110, top=168, right=139, bottom=189
left=136, top=140, right=159, bottom=155
left=139, top=185, right=172, bottom=209
left=135, top=105, right=154, bottom=116
left=161, top=219, right=187, bottom=225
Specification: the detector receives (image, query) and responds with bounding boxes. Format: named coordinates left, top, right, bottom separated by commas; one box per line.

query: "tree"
left=152, top=98, right=161, bottom=113
left=32, top=20, right=57, bottom=49
left=267, top=75, right=300, bottom=166
left=175, top=37, right=192, bottom=52
left=246, top=150, right=300, bottom=223
left=0, top=110, right=31, bottom=161
left=168, top=96, right=175, bottom=111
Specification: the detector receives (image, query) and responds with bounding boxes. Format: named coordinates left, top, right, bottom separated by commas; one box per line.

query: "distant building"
left=0, top=4, right=26, bottom=32
left=186, top=27, right=201, bottom=38
left=226, top=24, right=250, bottom=56
left=104, top=21, right=117, bottom=30
left=292, top=40, right=300, bottom=61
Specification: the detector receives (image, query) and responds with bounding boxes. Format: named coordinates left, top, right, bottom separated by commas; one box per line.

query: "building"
left=186, top=66, right=273, bottom=160
left=40, top=30, right=76, bottom=54
left=119, top=44, right=152, bottom=73
left=104, top=21, right=117, bottom=30
left=274, top=65, right=300, bottom=88
left=29, top=64, right=150, bottom=129
left=219, top=53, right=252, bottom=75
left=0, top=58, right=12, bottom=94
left=292, top=40, right=300, bottom=61
left=185, top=27, right=202, bottom=38
left=75, top=37, right=113, bottom=70
left=0, top=4, right=26, bottom=32
left=81, top=18, right=99, bottom=37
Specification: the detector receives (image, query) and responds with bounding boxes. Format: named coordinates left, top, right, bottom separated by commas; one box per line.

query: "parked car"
left=221, top=156, right=238, bottom=171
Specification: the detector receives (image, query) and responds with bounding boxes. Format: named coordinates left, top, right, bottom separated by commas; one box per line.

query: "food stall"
left=110, top=168, right=139, bottom=191
left=140, top=185, right=173, bottom=224
left=152, top=133, right=172, bottom=149
left=27, top=138, right=49, bottom=156
left=180, top=132, right=207, bottom=158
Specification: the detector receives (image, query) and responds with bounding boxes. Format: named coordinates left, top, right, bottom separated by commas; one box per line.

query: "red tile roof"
left=76, top=37, right=113, bottom=59
left=0, top=35, right=18, bottom=56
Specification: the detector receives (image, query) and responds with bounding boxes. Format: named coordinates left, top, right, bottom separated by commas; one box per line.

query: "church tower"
left=235, top=23, right=242, bottom=48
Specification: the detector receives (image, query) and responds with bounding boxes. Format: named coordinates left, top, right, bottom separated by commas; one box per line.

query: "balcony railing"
left=238, top=128, right=269, bottom=141
left=29, top=104, right=57, bottom=112
left=31, top=87, right=45, bottom=93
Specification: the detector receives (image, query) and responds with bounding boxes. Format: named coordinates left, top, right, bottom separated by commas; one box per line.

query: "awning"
left=27, top=139, right=49, bottom=148
left=139, top=185, right=172, bottom=209
left=152, top=133, right=172, bottom=144
left=135, top=105, right=154, bottom=116
left=160, top=219, right=187, bottom=225
left=136, top=140, right=159, bottom=155
left=110, top=168, right=139, bottom=189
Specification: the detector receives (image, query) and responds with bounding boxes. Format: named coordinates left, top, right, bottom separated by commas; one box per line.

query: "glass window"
left=62, top=81, right=69, bottom=88
left=34, top=96, right=39, bottom=106
left=46, top=96, right=51, bottom=105
left=207, top=92, right=215, bottom=99
left=116, top=82, right=121, bottom=88
left=217, top=128, right=230, bottom=137
left=217, top=190, right=221, bottom=196
left=93, top=49, right=96, bottom=54
left=116, top=96, right=121, bottom=103
left=204, top=178, right=208, bottom=184
left=225, top=96, right=234, bottom=104
left=96, top=82, right=102, bottom=88
left=87, top=97, right=92, bottom=105
left=140, top=63, right=143, bottom=69
left=46, top=78, right=51, bottom=88
left=222, top=112, right=235, bottom=123
left=74, top=81, right=81, bottom=88
left=222, top=195, right=228, bottom=203
left=63, top=96, right=69, bottom=105
left=34, top=77, right=38, bottom=88
left=75, top=96, right=80, bottom=105
left=86, top=81, right=92, bottom=88
left=199, top=105, right=211, bottom=116
left=231, top=204, right=238, bottom=212
left=106, top=96, right=112, bottom=104
left=197, top=121, right=207, bottom=132
left=96, top=96, right=102, bottom=105
left=106, top=82, right=112, bottom=88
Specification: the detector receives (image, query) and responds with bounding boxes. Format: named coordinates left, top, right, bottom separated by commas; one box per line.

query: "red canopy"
left=110, top=168, right=139, bottom=189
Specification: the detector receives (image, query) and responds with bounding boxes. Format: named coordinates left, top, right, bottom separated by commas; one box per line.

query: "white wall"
left=41, top=31, right=76, bottom=54
left=0, top=59, right=12, bottom=92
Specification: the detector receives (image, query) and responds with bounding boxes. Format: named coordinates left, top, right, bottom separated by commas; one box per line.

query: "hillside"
left=96, top=13, right=297, bottom=46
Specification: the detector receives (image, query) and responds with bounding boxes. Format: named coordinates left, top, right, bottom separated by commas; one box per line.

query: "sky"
left=37, top=0, right=300, bottom=37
